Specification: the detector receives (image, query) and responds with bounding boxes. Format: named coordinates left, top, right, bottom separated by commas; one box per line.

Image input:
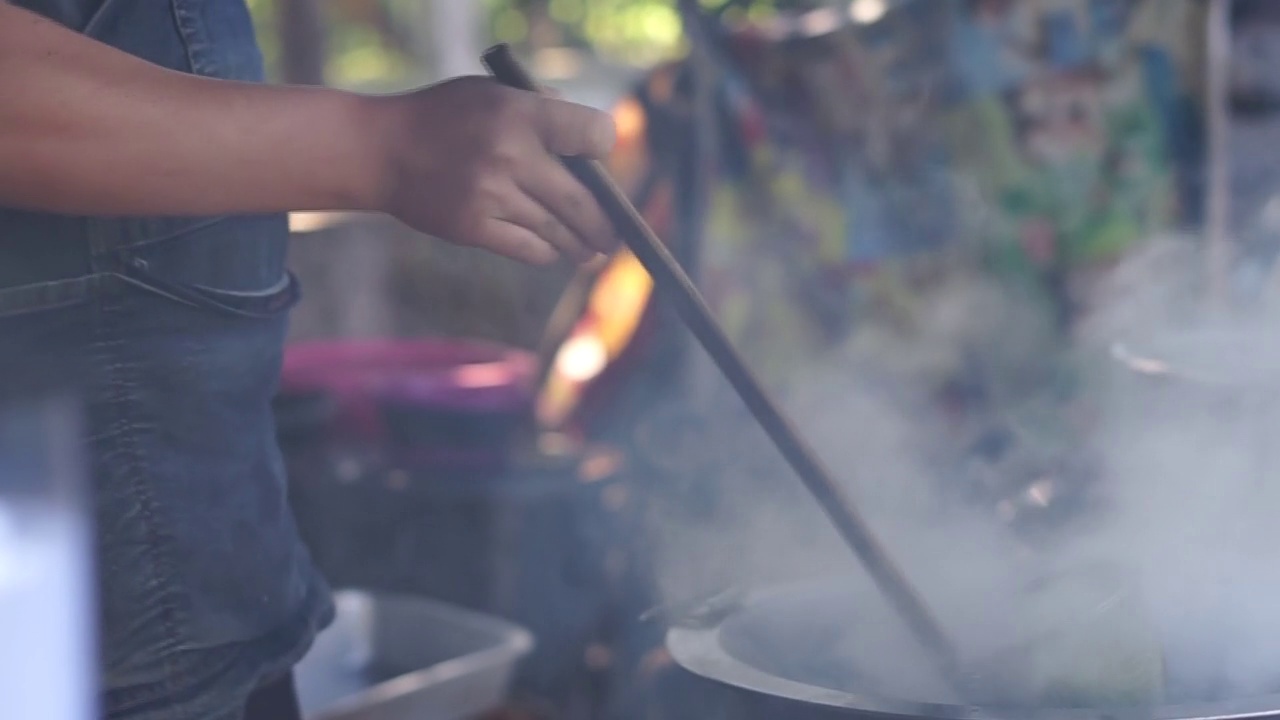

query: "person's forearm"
left=0, top=3, right=386, bottom=216
left=0, top=4, right=622, bottom=266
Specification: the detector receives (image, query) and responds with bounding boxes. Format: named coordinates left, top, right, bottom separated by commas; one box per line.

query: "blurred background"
left=15, top=2, right=1280, bottom=720
left=266, top=1, right=1280, bottom=719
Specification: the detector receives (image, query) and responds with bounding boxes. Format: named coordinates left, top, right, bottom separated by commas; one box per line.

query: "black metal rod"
left=481, top=43, right=959, bottom=672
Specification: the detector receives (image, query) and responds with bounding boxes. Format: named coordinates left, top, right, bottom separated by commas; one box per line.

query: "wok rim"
left=666, top=583, right=1280, bottom=720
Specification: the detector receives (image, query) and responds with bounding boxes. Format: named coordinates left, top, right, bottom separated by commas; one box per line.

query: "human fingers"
left=493, top=182, right=598, bottom=263
left=516, top=155, right=618, bottom=255
left=472, top=218, right=561, bottom=266
left=533, top=96, right=617, bottom=159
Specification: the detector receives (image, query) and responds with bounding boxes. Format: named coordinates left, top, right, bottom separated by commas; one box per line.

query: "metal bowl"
left=295, top=591, right=534, bottom=720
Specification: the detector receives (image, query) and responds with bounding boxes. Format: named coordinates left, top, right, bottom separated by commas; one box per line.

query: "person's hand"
left=369, top=77, right=619, bottom=266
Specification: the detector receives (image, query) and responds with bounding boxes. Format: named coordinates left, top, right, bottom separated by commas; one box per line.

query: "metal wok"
left=667, top=580, right=1280, bottom=720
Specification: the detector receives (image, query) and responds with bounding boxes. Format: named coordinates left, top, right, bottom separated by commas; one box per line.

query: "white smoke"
left=648, top=234, right=1280, bottom=708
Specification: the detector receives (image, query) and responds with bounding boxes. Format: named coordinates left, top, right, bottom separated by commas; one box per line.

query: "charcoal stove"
left=665, top=579, right=1280, bottom=720
left=276, top=338, right=654, bottom=717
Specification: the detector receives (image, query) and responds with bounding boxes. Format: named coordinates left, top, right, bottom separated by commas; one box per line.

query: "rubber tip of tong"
left=481, top=44, right=539, bottom=92
left=481, top=43, right=511, bottom=66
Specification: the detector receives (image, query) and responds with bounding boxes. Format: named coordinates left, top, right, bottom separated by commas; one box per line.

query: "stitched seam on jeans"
left=81, top=0, right=120, bottom=35
left=168, top=0, right=213, bottom=77
left=0, top=275, right=103, bottom=318
left=91, top=296, right=188, bottom=706
left=191, top=273, right=291, bottom=298
left=113, top=273, right=204, bottom=311
left=109, top=216, right=232, bottom=253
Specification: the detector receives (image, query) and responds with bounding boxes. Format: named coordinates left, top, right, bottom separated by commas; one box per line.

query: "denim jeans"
left=2, top=2, right=333, bottom=718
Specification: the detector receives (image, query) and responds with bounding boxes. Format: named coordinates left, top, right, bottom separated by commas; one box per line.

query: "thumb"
left=535, top=96, right=617, bottom=159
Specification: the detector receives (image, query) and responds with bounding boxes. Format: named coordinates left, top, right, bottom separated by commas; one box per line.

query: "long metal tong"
left=481, top=43, right=961, bottom=678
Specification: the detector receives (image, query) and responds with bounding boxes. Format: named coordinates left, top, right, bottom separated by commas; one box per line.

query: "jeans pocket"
left=115, top=214, right=298, bottom=320
left=119, top=263, right=300, bottom=320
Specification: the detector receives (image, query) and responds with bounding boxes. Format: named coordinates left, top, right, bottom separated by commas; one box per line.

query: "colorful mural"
left=944, top=0, right=1201, bottom=325
left=601, top=0, right=1203, bottom=410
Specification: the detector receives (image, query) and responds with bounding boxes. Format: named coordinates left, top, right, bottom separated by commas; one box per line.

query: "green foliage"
left=243, top=0, right=814, bottom=83
left=578, top=0, right=686, bottom=65
left=327, top=24, right=412, bottom=86
left=486, top=0, right=689, bottom=66
left=244, top=0, right=281, bottom=78
left=245, top=0, right=414, bottom=86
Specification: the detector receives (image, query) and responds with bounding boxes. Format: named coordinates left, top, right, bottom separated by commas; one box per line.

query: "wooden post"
left=678, top=0, right=727, bottom=412
left=277, top=0, right=327, bottom=86
left=1206, top=0, right=1234, bottom=305
left=422, top=0, right=485, bottom=79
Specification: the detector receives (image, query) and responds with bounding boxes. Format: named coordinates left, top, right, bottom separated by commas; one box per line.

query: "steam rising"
left=647, top=236, right=1280, bottom=706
